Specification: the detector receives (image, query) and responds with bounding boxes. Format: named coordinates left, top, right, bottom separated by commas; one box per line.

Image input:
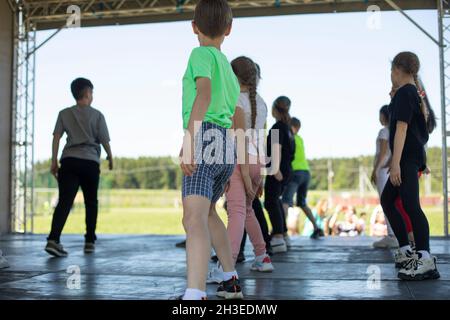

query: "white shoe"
left=270, top=238, right=287, bottom=253
left=284, top=235, right=292, bottom=248
left=394, top=249, right=417, bottom=269
left=251, top=254, right=274, bottom=272
left=373, top=236, right=399, bottom=249
left=398, top=255, right=440, bottom=281
left=0, top=250, right=9, bottom=269
left=206, top=262, right=224, bottom=284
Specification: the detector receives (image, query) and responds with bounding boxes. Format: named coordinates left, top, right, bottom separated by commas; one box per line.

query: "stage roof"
left=12, top=0, right=437, bottom=31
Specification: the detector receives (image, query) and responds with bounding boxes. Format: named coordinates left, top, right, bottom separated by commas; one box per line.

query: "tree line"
left=34, top=147, right=445, bottom=192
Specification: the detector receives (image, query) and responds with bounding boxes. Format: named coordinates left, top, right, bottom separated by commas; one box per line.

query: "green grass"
left=32, top=189, right=446, bottom=236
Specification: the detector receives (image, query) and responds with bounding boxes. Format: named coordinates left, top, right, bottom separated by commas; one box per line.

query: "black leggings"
left=264, top=176, right=287, bottom=235
left=239, top=198, right=271, bottom=253
left=380, top=161, right=430, bottom=252
left=48, top=157, right=100, bottom=243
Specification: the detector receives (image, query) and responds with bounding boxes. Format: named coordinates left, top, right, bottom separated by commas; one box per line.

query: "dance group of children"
left=29, top=0, right=439, bottom=301
left=178, top=0, right=440, bottom=300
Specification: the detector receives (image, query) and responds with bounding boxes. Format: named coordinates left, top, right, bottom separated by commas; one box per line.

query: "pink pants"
left=226, top=161, right=266, bottom=262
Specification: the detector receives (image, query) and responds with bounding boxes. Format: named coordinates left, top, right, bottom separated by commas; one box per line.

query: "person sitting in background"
left=302, top=199, right=330, bottom=237
left=328, top=205, right=364, bottom=237
left=370, top=205, right=388, bottom=237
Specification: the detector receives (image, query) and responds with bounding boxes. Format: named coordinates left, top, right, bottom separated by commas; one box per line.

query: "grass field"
left=32, top=189, right=446, bottom=236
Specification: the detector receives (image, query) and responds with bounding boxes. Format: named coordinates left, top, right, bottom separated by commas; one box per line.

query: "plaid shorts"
left=182, top=122, right=236, bottom=203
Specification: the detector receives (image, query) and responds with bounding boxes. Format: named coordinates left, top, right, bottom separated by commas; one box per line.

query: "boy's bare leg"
left=301, top=205, right=319, bottom=230
left=208, top=204, right=235, bottom=271
left=182, top=195, right=212, bottom=291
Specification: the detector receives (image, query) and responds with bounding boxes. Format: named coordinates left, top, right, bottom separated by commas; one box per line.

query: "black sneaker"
left=45, top=240, right=68, bottom=257
left=216, top=276, right=244, bottom=300
left=175, top=240, right=186, bottom=248
left=211, top=254, right=245, bottom=264
left=310, top=228, right=323, bottom=239
left=84, top=242, right=95, bottom=254
left=237, top=251, right=246, bottom=263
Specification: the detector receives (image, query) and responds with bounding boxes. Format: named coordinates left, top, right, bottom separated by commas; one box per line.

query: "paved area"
left=0, top=234, right=449, bottom=300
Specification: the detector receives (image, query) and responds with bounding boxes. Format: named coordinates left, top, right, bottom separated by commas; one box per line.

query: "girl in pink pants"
left=226, top=56, right=274, bottom=272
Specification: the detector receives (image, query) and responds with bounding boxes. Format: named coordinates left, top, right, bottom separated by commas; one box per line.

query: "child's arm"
left=51, top=134, right=61, bottom=178
left=371, top=139, right=389, bottom=183
left=180, top=77, right=211, bottom=176
left=390, top=121, right=408, bottom=186
left=102, top=142, right=114, bottom=170
left=233, top=106, right=255, bottom=200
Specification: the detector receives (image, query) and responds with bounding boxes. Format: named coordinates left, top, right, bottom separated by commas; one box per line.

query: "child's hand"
left=274, top=171, right=283, bottom=182
left=424, top=166, right=431, bottom=175
left=108, top=158, right=114, bottom=170
left=389, top=162, right=402, bottom=186
left=256, top=181, right=264, bottom=198
left=242, top=174, right=256, bottom=200
left=179, top=146, right=196, bottom=176
left=50, top=160, right=59, bottom=179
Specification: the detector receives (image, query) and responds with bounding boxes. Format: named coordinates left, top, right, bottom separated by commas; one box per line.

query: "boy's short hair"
left=291, top=117, right=301, bottom=129
left=71, top=77, right=94, bottom=100
left=194, top=0, right=233, bottom=39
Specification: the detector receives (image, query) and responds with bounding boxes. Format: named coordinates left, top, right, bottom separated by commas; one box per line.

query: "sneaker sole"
left=398, top=269, right=441, bottom=281
left=250, top=267, right=274, bottom=272
left=271, top=245, right=287, bottom=254
left=45, top=247, right=67, bottom=257
left=206, top=278, right=223, bottom=284
left=216, top=291, right=244, bottom=300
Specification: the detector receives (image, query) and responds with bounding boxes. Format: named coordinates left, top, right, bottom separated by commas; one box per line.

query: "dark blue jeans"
left=282, top=170, right=311, bottom=207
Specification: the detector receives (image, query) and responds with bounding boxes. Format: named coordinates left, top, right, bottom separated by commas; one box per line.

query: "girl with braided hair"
left=380, top=51, right=439, bottom=280
left=208, top=56, right=274, bottom=282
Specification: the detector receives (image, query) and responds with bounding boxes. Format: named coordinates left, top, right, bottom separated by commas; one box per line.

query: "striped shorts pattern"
left=182, top=122, right=236, bottom=203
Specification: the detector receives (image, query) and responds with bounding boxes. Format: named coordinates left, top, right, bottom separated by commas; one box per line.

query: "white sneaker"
left=398, top=255, right=440, bottom=281
left=251, top=254, right=274, bottom=272
left=206, top=262, right=224, bottom=284
left=0, top=251, right=9, bottom=269
left=284, top=235, right=292, bottom=248
left=270, top=238, right=287, bottom=254
left=373, top=236, right=399, bottom=249
left=394, top=249, right=417, bottom=269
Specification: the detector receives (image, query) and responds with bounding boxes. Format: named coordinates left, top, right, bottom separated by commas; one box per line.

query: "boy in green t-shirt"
left=281, top=117, right=324, bottom=239
left=178, top=0, right=242, bottom=300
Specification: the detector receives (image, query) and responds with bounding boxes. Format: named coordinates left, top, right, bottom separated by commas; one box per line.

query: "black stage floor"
left=0, top=234, right=449, bottom=300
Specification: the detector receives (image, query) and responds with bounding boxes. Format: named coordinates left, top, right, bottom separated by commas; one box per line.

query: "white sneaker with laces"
left=394, top=249, right=417, bottom=269
left=251, top=254, right=274, bottom=272
left=373, top=236, right=399, bottom=249
left=284, top=235, right=292, bottom=248
left=206, top=262, right=224, bottom=284
left=398, top=255, right=440, bottom=281
left=270, top=238, right=287, bottom=253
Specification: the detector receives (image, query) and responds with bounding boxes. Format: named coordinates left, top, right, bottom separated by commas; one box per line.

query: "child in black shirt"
left=380, top=51, right=439, bottom=281
left=264, top=96, right=295, bottom=253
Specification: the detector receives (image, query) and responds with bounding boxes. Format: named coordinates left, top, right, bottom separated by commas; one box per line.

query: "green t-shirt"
left=182, top=46, right=240, bottom=129
left=292, top=134, right=310, bottom=171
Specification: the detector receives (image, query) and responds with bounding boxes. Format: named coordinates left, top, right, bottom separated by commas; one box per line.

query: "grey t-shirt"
left=53, top=105, right=110, bottom=163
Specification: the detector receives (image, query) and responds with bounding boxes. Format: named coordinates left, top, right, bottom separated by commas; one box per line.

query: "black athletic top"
left=266, top=120, right=295, bottom=181
left=389, top=83, right=429, bottom=168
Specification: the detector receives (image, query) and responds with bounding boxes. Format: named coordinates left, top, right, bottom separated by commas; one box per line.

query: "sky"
left=34, top=9, right=440, bottom=162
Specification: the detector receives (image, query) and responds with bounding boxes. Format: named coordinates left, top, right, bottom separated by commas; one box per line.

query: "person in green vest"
left=281, top=117, right=324, bottom=239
